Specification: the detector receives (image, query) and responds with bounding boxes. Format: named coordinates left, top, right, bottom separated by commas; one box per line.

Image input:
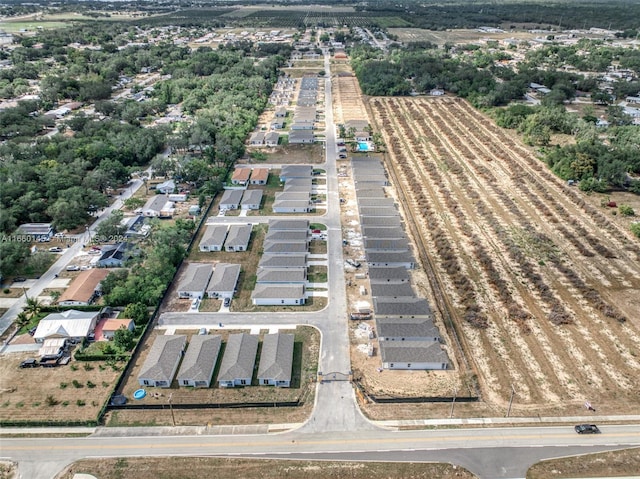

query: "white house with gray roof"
left=366, top=251, right=415, bottom=269
left=376, top=317, right=442, bottom=342
left=176, top=335, right=222, bottom=388
left=264, top=230, right=309, bottom=243
left=218, top=333, right=259, bottom=387
left=177, top=263, right=213, bottom=299
left=142, top=195, right=175, bottom=218
left=357, top=197, right=396, bottom=208
left=279, top=165, right=313, bottom=181
left=251, top=284, right=306, bottom=306
left=241, top=189, right=264, bottom=210
left=219, top=189, right=243, bottom=210
left=199, top=225, right=229, bottom=252
left=272, top=199, right=311, bottom=213
left=258, top=254, right=307, bottom=269
left=258, top=333, right=294, bottom=387
left=257, top=267, right=306, bottom=284
left=224, top=224, right=252, bottom=252
left=380, top=341, right=449, bottom=370
left=138, top=335, right=187, bottom=388
left=360, top=215, right=402, bottom=227
left=364, top=238, right=409, bottom=252
left=359, top=206, right=398, bottom=217
left=361, top=226, right=406, bottom=239
left=206, top=263, right=241, bottom=299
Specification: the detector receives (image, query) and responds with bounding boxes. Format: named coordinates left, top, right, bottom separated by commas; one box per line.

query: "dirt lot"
left=361, top=96, right=640, bottom=417
left=0, top=348, right=120, bottom=424
left=56, top=457, right=476, bottom=479
left=105, top=326, right=319, bottom=427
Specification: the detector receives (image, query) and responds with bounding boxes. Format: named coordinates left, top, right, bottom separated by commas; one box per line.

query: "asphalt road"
left=2, top=424, right=639, bottom=479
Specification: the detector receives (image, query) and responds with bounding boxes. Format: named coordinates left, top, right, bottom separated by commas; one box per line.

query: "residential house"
left=96, top=242, right=135, bottom=268
left=231, top=167, right=251, bottom=185
left=199, top=225, right=228, bottom=252
left=249, top=131, right=265, bottom=146
left=58, top=269, right=111, bottom=306
left=272, top=199, right=311, bottom=213
left=122, top=215, right=149, bottom=238
left=283, top=178, right=313, bottom=192
left=429, top=89, right=445, bottom=96
left=268, top=219, right=309, bottom=231
left=101, top=318, right=135, bottom=340
left=251, top=284, right=306, bottom=306
left=142, top=195, right=174, bottom=218
left=373, top=297, right=433, bottom=318
left=376, top=317, right=442, bottom=342
left=364, top=238, right=409, bottom=252
left=250, top=168, right=269, bottom=185
left=206, top=263, right=241, bottom=299
left=369, top=282, right=415, bottom=298
left=241, top=189, right=264, bottom=210
left=177, top=263, right=213, bottom=299
left=264, top=230, right=308, bottom=243
left=345, top=119, right=369, bottom=131
left=155, top=179, right=175, bottom=194
left=258, top=333, right=294, bottom=387
left=219, top=189, right=243, bottom=210
left=354, top=131, right=371, bottom=142
left=258, top=254, right=307, bottom=269
left=361, top=226, right=406, bottom=239
left=357, top=197, right=396, bottom=208
left=380, top=341, right=449, bottom=370
left=263, top=241, right=308, bottom=255
left=224, top=224, right=252, bottom=252
left=288, top=130, right=315, bottom=144
left=365, top=251, right=415, bottom=269
left=218, top=333, right=259, bottom=387
left=176, top=335, right=222, bottom=388
left=359, top=207, right=398, bottom=218
left=33, top=310, right=100, bottom=343
left=138, top=335, right=187, bottom=388
left=39, top=338, right=67, bottom=361
left=275, top=107, right=287, bottom=117
left=359, top=216, right=402, bottom=227
left=16, top=223, right=54, bottom=241
left=256, top=267, right=306, bottom=284
left=279, top=165, right=313, bottom=181
left=265, top=132, right=280, bottom=147
left=271, top=120, right=284, bottom=130
left=368, top=266, right=410, bottom=284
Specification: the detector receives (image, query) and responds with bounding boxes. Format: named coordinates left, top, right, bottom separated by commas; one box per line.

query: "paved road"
left=2, top=424, right=639, bottom=479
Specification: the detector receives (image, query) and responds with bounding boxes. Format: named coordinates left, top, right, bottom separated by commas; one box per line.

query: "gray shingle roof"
left=264, top=230, right=309, bottom=242
left=366, top=251, right=415, bottom=264
left=218, top=333, right=259, bottom=382
left=241, top=189, right=264, bottom=206
left=176, top=335, right=221, bottom=383
left=376, top=317, right=441, bottom=339
left=206, top=263, right=241, bottom=294
left=355, top=187, right=387, bottom=198
left=138, top=335, right=186, bottom=382
left=219, top=189, right=243, bottom=206
left=373, top=297, right=433, bottom=318
left=361, top=226, right=406, bottom=239
left=179, top=263, right=213, bottom=293
left=360, top=216, right=402, bottom=227
left=368, top=266, right=410, bottom=282
left=251, top=284, right=305, bottom=300
left=280, top=165, right=313, bottom=178
left=259, top=254, right=307, bottom=269
left=357, top=198, right=396, bottom=208
left=370, top=282, right=415, bottom=298
left=200, top=225, right=228, bottom=248
left=364, top=238, right=409, bottom=251
left=257, top=267, right=306, bottom=283
left=380, top=341, right=449, bottom=365
left=268, top=219, right=309, bottom=231
left=225, top=224, right=252, bottom=247
left=359, top=206, right=398, bottom=217
left=263, top=241, right=308, bottom=254
left=258, top=333, right=294, bottom=382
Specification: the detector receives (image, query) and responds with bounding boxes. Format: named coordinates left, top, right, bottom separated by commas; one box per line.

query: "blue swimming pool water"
left=358, top=142, right=370, bottom=151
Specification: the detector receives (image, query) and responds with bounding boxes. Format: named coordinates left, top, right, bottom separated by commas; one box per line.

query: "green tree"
left=113, top=327, right=135, bottom=351
left=94, top=210, right=126, bottom=242
left=0, top=241, right=30, bottom=278
left=631, top=223, right=640, bottom=239
left=123, top=302, right=149, bottom=325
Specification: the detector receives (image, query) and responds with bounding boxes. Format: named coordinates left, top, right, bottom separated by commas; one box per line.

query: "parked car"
left=198, top=328, right=207, bottom=335
left=66, top=265, right=80, bottom=271
left=575, top=424, right=600, bottom=434
left=48, top=247, right=63, bottom=253
left=19, top=358, right=38, bottom=368
left=223, top=297, right=231, bottom=307
left=13, top=277, right=26, bottom=283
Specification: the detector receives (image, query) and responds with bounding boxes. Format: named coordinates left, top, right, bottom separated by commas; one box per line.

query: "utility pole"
left=168, top=393, right=176, bottom=426
left=506, top=385, right=516, bottom=418
left=449, top=387, right=457, bottom=419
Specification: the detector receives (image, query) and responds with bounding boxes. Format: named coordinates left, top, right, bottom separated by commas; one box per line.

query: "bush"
left=76, top=399, right=86, bottom=407
left=45, top=395, right=59, bottom=407
left=83, top=363, right=94, bottom=371
left=631, top=223, right=640, bottom=239
left=3, top=288, right=9, bottom=294
left=72, top=379, right=83, bottom=389
left=87, top=381, right=96, bottom=389
left=59, top=382, right=68, bottom=389
left=619, top=204, right=635, bottom=216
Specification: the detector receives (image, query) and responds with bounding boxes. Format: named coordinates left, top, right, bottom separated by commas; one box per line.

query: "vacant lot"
left=0, top=351, right=120, bottom=425
left=57, top=457, right=476, bottom=479
left=364, top=96, right=640, bottom=416
left=105, top=326, right=319, bottom=427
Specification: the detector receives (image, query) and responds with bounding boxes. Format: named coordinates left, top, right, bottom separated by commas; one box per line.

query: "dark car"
left=13, top=276, right=26, bottom=283
left=223, top=297, right=231, bottom=307
left=575, top=424, right=600, bottom=434
left=19, top=358, right=38, bottom=368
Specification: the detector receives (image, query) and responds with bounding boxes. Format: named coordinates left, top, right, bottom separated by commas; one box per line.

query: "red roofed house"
left=250, top=168, right=269, bottom=185
left=101, top=318, right=135, bottom=340
left=231, top=167, right=251, bottom=186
